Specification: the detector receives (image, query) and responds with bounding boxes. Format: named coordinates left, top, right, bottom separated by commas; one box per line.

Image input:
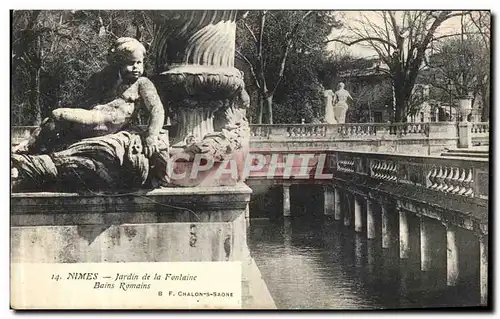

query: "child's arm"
left=138, top=77, right=165, bottom=157
left=52, top=108, right=114, bottom=125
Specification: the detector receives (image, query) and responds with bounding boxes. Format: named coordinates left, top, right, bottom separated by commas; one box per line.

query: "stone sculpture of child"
left=13, top=37, right=165, bottom=158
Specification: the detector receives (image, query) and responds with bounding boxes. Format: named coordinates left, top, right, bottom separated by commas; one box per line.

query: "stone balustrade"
left=324, top=150, right=489, bottom=306
left=471, top=122, right=489, bottom=145
left=249, top=122, right=431, bottom=140
left=249, top=122, right=459, bottom=155
left=11, top=122, right=487, bottom=156
left=330, top=150, right=488, bottom=201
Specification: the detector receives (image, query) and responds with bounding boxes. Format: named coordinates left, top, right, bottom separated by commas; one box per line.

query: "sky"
left=326, top=11, right=484, bottom=58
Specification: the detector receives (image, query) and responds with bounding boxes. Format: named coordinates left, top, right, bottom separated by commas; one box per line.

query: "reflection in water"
left=366, top=240, right=376, bottom=274
left=247, top=217, right=480, bottom=310
left=354, top=233, right=364, bottom=268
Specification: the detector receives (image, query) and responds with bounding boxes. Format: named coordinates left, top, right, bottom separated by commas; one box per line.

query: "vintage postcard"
left=10, top=9, right=490, bottom=310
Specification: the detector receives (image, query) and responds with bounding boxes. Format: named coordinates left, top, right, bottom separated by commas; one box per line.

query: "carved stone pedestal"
left=11, top=184, right=275, bottom=309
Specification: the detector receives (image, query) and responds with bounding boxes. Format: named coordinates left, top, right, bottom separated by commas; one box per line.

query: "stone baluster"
left=450, top=168, right=461, bottom=194
left=389, top=162, right=397, bottom=181
left=428, top=166, right=474, bottom=197
left=457, top=168, right=467, bottom=195
left=442, top=167, right=453, bottom=192
left=427, top=166, right=437, bottom=188
left=463, top=169, right=474, bottom=197
left=371, top=160, right=398, bottom=181
left=338, top=157, right=355, bottom=173
left=298, top=126, right=305, bottom=137
left=435, top=167, right=446, bottom=191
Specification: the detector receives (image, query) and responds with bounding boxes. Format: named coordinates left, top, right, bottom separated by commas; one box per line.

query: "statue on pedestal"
left=332, top=82, right=353, bottom=124
left=323, top=89, right=336, bottom=124
left=12, top=37, right=169, bottom=192
left=11, top=11, right=251, bottom=192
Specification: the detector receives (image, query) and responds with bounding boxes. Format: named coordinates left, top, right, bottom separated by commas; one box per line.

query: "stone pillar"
left=366, top=198, right=376, bottom=239
left=283, top=184, right=291, bottom=217
left=334, top=187, right=341, bottom=221
left=445, top=224, right=459, bottom=286
left=399, top=209, right=409, bottom=259
left=245, top=203, right=250, bottom=219
left=354, top=196, right=363, bottom=233
left=343, top=192, right=351, bottom=227
left=323, top=186, right=334, bottom=216
left=458, top=122, right=472, bottom=148
left=381, top=203, right=391, bottom=249
left=479, top=234, right=488, bottom=305
left=419, top=215, right=432, bottom=271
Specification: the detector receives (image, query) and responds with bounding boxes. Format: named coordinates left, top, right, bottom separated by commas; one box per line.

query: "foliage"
left=425, top=13, right=490, bottom=120
left=427, top=36, right=488, bottom=97
left=327, top=11, right=473, bottom=122
left=236, top=10, right=341, bottom=124
left=11, top=10, right=156, bottom=125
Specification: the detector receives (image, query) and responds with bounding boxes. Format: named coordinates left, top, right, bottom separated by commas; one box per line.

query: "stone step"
left=444, top=148, right=489, bottom=154
left=440, top=152, right=489, bottom=159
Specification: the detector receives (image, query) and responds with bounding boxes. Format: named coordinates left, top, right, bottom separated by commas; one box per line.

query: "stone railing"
left=10, top=122, right=488, bottom=156
left=330, top=150, right=489, bottom=201
left=249, top=122, right=458, bottom=156
left=471, top=122, right=489, bottom=145
left=249, top=122, right=431, bottom=140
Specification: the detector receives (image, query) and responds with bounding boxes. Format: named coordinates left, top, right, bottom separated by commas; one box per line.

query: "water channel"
left=246, top=184, right=482, bottom=310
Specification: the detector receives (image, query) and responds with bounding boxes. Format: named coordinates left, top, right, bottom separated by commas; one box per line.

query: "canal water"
left=246, top=185, right=482, bottom=310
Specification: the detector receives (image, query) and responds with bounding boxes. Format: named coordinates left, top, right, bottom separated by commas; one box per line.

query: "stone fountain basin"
left=167, top=147, right=247, bottom=187
left=156, top=65, right=245, bottom=101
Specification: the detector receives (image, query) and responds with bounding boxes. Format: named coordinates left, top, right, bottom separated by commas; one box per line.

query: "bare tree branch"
left=431, top=31, right=484, bottom=42
left=243, top=21, right=258, bottom=46
left=324, top=37, right=398, bottom=50
left=235, top=49, right=262, bottom=90
left=270, top=10, right=314, bottom=96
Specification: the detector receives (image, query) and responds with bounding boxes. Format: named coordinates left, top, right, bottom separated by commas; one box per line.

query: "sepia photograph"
left=9, top=8, right=491, bottom=310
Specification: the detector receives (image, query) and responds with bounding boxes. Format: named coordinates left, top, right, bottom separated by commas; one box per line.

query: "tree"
left=11, top=10, right=155, bottom=125
left=468, top=11, right=491, bottom=121
left=427, top=37, right=487, bottom=101
left=327, top=11, right=471, bottom=122
left=406, top=84, right=429, bottom=119
left=425, top=12, right=490, bottom=121
left=12, top=10, right=43, bottom=125
left=236, top=10, right=340, bottom=124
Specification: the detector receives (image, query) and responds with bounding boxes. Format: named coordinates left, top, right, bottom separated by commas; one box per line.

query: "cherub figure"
left=13, top=37, right=165, bottom=158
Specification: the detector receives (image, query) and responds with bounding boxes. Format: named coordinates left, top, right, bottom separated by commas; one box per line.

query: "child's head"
left=108, top=37, right=147, bottom=80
